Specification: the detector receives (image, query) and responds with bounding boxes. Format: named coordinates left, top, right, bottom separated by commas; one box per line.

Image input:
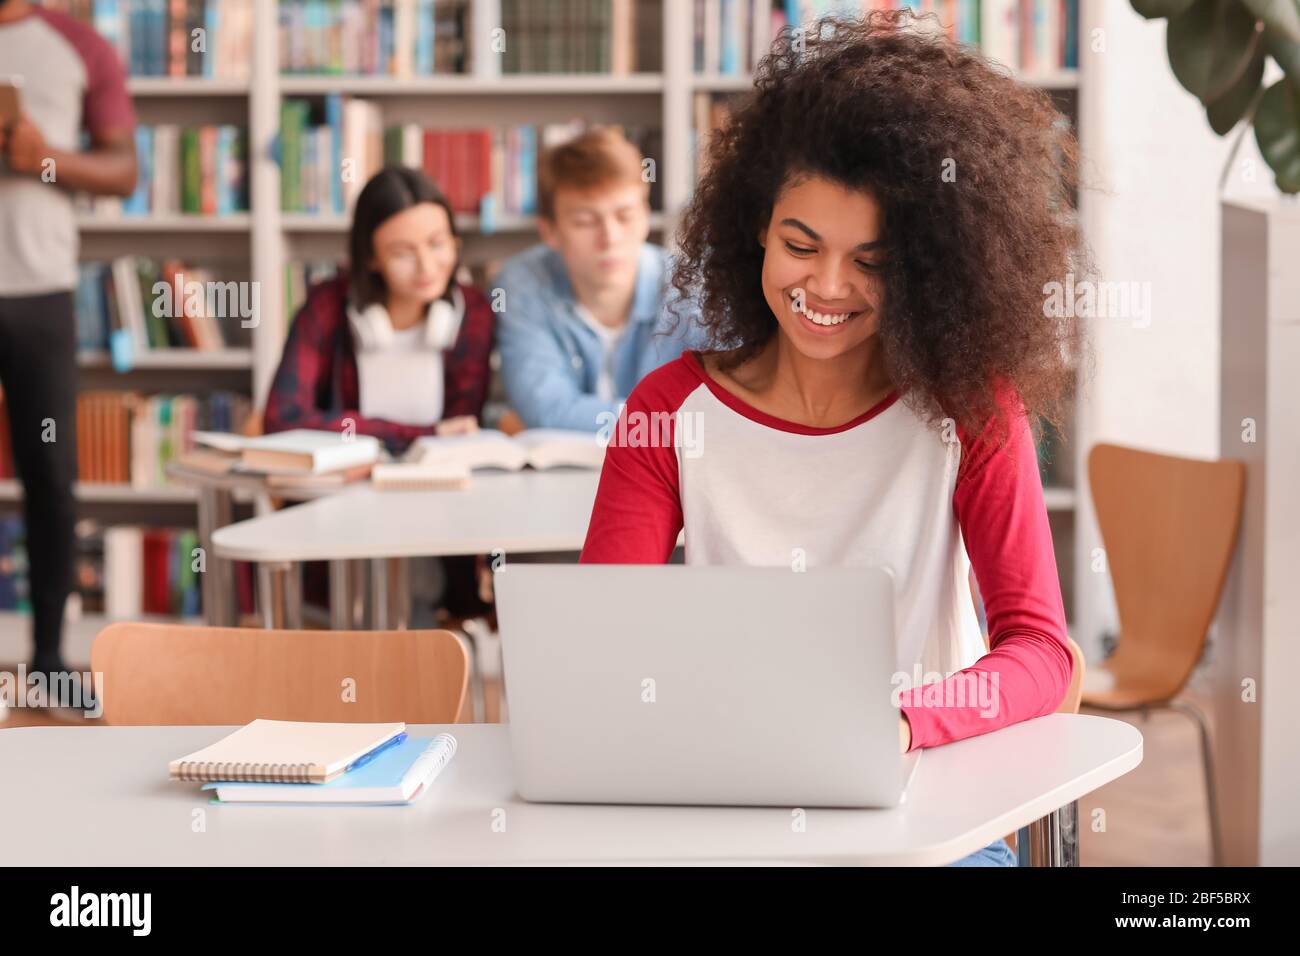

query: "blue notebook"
left=201, top=734, right=457, bottom=805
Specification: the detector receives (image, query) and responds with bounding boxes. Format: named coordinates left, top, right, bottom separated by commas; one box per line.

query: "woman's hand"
left=435, top=415, right=479, bottom=437
left=899, top=714, right=912, bottom=754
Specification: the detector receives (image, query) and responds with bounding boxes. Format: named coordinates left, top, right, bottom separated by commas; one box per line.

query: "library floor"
left=0, top=615, right=1213, bottom=866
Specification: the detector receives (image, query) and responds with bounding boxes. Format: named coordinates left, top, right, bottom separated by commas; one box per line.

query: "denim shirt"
left=492, top=243, right=705, bottom=432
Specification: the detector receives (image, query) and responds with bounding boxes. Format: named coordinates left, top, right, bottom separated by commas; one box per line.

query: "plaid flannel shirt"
left=264, top=274, right=495, bottom=455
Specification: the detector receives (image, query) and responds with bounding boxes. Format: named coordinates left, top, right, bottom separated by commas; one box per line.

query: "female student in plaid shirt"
left=265, top=165, right=494, bottom=455
left=264, top=166, right=496, bottom=618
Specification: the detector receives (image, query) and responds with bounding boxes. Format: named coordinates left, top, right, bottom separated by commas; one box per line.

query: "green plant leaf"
left=1239, top=0, right=1300, bottom=44
left=1207, top=43, right=1266, bottom=132
left=1254, top=78, right=1300, bottom=192
left=1167, top=0, right=1261, bottom=103
left=1132, top=0, right=1197, bottom=18
left=1263, top=26, right=1300, bottom=78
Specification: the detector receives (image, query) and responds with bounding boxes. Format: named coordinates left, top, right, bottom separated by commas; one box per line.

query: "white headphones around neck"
left=347, top=284, right=465, bottom=353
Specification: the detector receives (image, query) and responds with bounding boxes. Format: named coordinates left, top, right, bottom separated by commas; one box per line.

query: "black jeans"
left=0, top=291, right=78, bottom=668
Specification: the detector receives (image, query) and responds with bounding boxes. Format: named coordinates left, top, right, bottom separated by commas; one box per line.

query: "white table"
left=211, top=470, right=604, bottom=632
left=0, top=714, right=1142, bottom=866
left=212, top=470, right=601, bottom=563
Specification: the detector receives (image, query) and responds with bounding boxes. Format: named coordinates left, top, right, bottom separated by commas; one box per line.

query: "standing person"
left=0, top=0, right=137, bottom=694
left=493, top=127, right=703, bottom=433
left=580, top=13, right=1082, bottom=866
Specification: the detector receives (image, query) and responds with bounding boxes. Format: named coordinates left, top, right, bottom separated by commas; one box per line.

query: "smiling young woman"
left=579, top=11, right=1085, bottom=867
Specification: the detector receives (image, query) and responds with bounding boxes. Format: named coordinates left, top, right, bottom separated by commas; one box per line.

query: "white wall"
left=1072, top=0, right=1279, bottom=656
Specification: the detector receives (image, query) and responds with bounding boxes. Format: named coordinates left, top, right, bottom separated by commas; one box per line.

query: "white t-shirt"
left=355, top=319, right=445, bottom=426
left=575, top=304, right=625, bottom=403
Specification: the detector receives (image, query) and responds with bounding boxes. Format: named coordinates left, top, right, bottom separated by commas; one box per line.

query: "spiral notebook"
left=200, top=734, right=458, bottom=804
left=168, top=719, right=406, bottom=784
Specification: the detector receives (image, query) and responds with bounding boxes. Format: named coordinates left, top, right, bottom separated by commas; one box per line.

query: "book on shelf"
left=76, top=258, right=252, bottom=355
left=0, top=391, right=13, bottom=481
left=279, top=0, right=472, bottom=76
left=55, top=390, right=252, bottom=486
left=499, top=0, right=660, bottom=75
left=5, top=516, right=255, bottom=619
left=0, top=517, right=29, bottom=614
left=36, top=0, right=252, bottom=79
left=692, top=1, right=1077, bottom=77
left=280, top=99, right=662, bottom=218
left=74, top=521, right=199, bottom=618
left=80, top=124, right=248, bottom=218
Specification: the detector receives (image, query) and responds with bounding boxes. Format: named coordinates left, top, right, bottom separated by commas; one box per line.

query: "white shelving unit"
left=2, top=0, right=1087, bottom=633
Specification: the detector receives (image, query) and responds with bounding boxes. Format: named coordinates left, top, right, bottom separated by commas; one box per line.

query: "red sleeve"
left=35, top=8, right=136, bottom=137
left=579, top=362, right=692, bottom=564
left=898, top=396, right=1074, bottom=751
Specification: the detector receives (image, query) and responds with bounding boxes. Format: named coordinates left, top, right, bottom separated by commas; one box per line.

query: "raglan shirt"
left=579, top=351, right=1073, bottom=751
left=0, top=6, right=135, bottom=296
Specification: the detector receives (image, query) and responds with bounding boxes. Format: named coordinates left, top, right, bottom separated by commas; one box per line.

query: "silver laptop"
left=494, top=565, right=920, bottom=808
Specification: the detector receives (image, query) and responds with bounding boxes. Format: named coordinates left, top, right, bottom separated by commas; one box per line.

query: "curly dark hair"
left=672, top=11, right=1087, bottom=437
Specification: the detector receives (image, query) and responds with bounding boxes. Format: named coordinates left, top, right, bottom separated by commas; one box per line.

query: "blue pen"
left=346, top=732, right=408, bottom=772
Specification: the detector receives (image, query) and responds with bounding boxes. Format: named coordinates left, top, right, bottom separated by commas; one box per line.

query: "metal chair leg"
left=1170, top=698, right=1223, bottom=866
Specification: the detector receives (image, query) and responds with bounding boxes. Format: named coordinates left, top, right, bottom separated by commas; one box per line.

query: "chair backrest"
left=91, top=622, right=468, bottom=726
left=1087, top=443, right=1245, bottom=700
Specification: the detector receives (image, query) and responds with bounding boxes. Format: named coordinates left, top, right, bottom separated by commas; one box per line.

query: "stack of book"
left=37, top=0, right=253, bottom=79
left=75, top=258, right=254, bottom=354
left=182, top=428, right=382, bottom=492
left=279, top=0, right=472, bottom=76
left=172, top=720, right=458, bottom=805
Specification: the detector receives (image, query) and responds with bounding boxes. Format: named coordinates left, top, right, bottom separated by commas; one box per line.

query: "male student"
left=493, top=127, right=703, bottom=432
left=0, top=0, right=137, bottom=692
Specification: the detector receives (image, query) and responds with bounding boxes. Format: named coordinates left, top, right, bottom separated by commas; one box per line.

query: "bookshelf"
left=1, top=0, right=1088, bottom=634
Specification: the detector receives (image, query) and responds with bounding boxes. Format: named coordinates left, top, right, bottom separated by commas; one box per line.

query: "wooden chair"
left=91, top=622, right=469, bottom=725
left=1081, top=443, right=1245, bottom=866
